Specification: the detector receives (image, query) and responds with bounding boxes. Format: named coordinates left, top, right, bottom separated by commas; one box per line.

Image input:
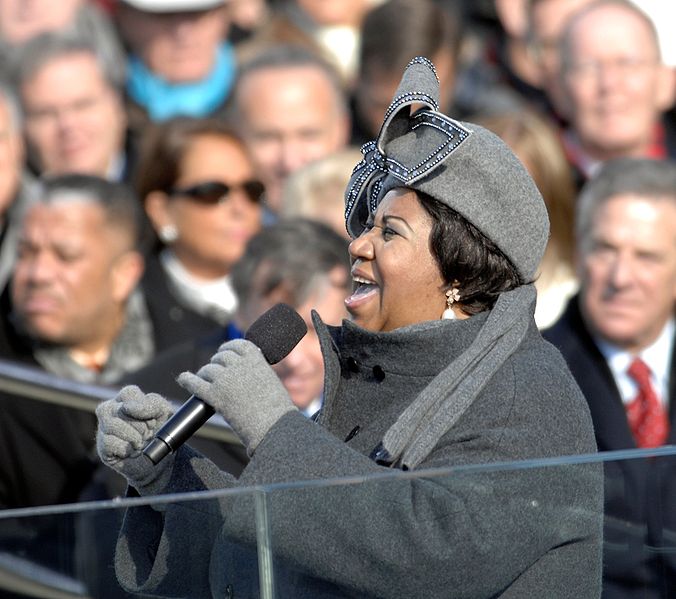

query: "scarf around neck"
left=127, top=42, right=236, bottom=121
left=380, top=284, right=537, bottom=470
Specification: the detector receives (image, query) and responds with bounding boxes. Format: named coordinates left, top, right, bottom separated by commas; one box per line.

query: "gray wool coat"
left=115, top=311, right=603, bottom=598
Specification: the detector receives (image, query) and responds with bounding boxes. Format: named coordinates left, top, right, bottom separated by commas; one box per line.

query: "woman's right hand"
left=96, top=385, right=175, bottom=495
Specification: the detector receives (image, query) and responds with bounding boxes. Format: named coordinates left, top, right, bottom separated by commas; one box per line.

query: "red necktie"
left=626, top=358, right=669, bottom=448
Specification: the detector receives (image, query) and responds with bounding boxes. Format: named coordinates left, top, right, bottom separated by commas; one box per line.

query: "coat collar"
left=311, top=310, right=489, bottom=428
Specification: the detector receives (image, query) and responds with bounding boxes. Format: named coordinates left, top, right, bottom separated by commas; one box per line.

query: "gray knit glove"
left=96, top=385, right=175, bottom=495
left=176, top=339, right=296, bottom=454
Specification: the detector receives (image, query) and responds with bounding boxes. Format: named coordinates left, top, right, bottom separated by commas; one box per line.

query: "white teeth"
left=352, top=275, right=375, bottom=285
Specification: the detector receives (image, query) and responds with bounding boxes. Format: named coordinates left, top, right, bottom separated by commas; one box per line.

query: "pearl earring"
left=159, top=225, right=178, bottom=244
left=442, top=288, right=460, bottom=320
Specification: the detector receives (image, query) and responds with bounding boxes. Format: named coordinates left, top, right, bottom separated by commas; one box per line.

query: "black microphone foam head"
left=244, top=303, right=308, bottom=364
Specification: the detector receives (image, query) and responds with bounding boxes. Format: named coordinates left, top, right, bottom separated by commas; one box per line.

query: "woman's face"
left=345, top=188, right=446, bottom=332
left=151, top=134, right=262, bottom=279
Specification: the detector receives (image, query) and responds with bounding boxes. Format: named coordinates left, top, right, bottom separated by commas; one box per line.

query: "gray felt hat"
left=344, top=57, right=549, bottom=282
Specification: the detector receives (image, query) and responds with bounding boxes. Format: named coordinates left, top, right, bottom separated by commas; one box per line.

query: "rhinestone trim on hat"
left=344, top=115, right=471, bottom=225
left=344, top=56, right=472, bottom=238
left=407, top=56, right=439, bottom=82
left=382, top=91, right=439, bottom=124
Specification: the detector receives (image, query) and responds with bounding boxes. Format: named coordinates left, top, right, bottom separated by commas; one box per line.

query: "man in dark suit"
left=0, top=174, right=151, bottom=509
left=0, top=174, right=151, bottom=596
left=544, top=157, right=676, bottom=599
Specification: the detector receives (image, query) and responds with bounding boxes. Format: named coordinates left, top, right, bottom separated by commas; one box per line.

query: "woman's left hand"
left=176, top=339, right=296, bottom=454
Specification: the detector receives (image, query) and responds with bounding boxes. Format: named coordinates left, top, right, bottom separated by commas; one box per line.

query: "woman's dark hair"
left=417, top=192, right=523, bottom=315
left=133, top=117, right=245, bottom=200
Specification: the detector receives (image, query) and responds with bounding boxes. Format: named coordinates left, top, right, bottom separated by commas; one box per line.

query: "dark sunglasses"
left=168, top=180, right=265, bottom=204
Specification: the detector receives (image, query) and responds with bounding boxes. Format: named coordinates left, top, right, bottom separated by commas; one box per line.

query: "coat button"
left=372, top=365, right=385, bottom=381
left=224, top=584, right=234, bottom=598
left=369, top=442, right=393, bottom=465
left=346, top=357, right=360, bottom=372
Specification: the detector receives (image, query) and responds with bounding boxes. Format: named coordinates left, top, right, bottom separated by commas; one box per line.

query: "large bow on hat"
left=344, top=56, right=549, bottom=283
left=345, top=57, right=472, bottom=239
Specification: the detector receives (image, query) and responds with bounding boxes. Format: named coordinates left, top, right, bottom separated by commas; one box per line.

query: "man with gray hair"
left=557, top=0, right=675, bottom=185
left=230, top=44, right=350, bottom=215
left=544, top=157, right=676, bottom=597
left=12, top=30, right=131, bottom=181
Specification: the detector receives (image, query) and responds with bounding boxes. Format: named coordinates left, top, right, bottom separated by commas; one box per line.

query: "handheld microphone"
left=143, top=303, right=307, bottom=464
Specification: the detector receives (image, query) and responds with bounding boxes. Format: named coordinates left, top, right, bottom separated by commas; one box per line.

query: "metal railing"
left=0, top=359, right=240, bottom=444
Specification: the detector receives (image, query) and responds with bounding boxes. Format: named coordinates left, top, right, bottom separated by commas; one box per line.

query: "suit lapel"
left=547, top=297, right=637, bottom=451
left=666, top=331, right=676, bottom=443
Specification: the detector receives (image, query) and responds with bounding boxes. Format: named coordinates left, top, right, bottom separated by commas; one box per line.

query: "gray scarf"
left=382, top=284, right=535, bottom=470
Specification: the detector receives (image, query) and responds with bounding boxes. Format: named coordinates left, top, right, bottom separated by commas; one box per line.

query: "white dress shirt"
left=596, top=319, right=674, bottom=408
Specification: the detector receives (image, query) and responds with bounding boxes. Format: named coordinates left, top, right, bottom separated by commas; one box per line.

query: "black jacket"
left=141, top=252, right=224, bottom=353
left=544, top=296, right=676, bottom=599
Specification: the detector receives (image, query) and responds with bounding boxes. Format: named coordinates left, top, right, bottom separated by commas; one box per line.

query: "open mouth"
left=345, top=274, right=379, bottom=309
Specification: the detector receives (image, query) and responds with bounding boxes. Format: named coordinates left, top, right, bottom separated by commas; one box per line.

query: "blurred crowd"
left=1, top=0, right=676, bottom=597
